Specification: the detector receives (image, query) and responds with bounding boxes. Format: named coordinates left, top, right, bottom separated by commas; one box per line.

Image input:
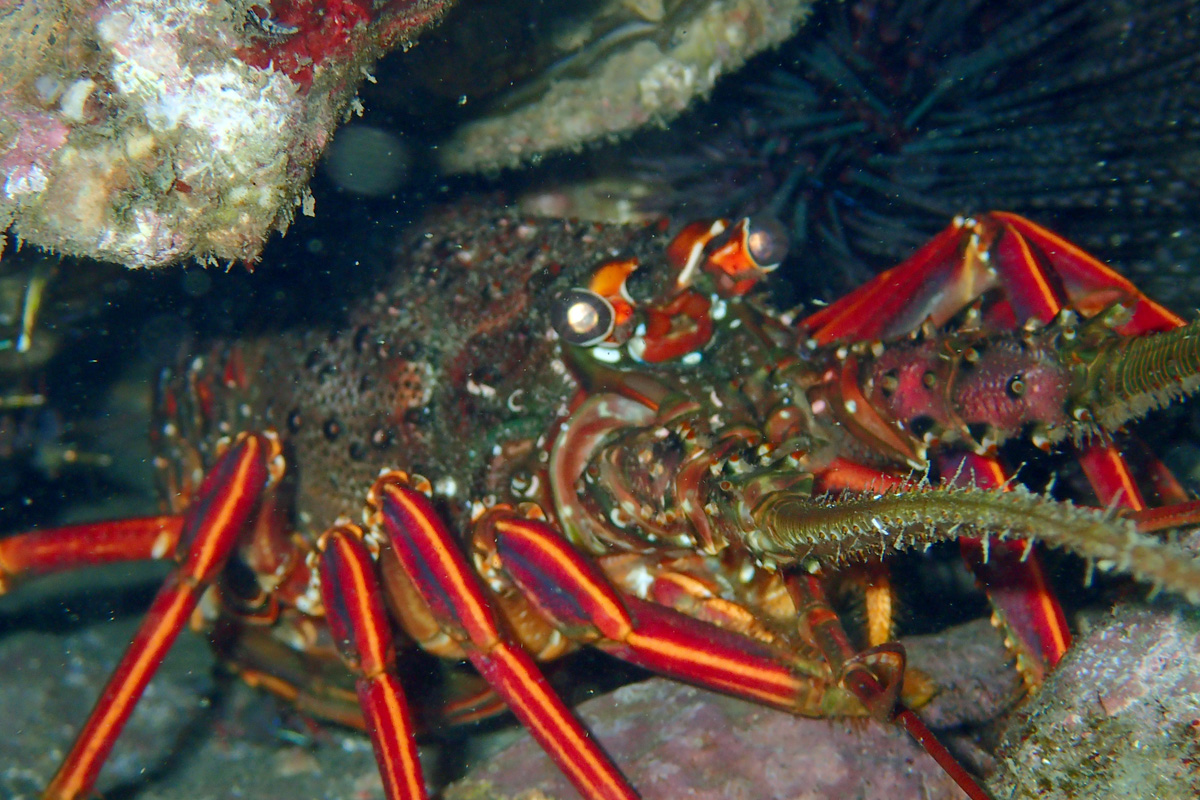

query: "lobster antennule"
left=1073, top=317, right=1200, bottom=434
left=740, top=484, right=1200, bottom=604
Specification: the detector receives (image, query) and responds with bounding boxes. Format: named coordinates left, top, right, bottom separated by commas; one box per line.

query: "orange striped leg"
left=801, top=222, right=970, bottom=344
left=486, top=509, right=875, bottom=715
left=1129, top=500, right=1200, bottom=533
left=1078, top=442, right=1148, bottom=511
left=490, top=508, right=989, bottom=800
left=802, top=212, right=1182, bottom=345
left=0, top=516, right=183, bottom=593
left=317, top=525, right=426, bottom=800
left=990, top=212, right=1181, bottom=334
left=368, top=475, right=639, bottom=800
left=982, top=211, right=1181, bottom=331
left=43, top=432, right=273, bottom=800
left=481, top=504, right=992, bottom=800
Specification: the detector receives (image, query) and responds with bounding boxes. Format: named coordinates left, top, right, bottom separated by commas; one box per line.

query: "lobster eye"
left=1006, top=374, right=1026, bottom=399
left=744, top=215, right=789, bottom=271
left=551, top=288, right=615, bottom=346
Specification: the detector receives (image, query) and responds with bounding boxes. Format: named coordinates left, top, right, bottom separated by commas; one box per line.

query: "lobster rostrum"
left=3, top=204, right=1200, bottom=800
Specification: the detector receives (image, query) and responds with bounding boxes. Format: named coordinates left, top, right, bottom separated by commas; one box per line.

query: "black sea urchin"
left=636, top=0, right=1200, bottom=297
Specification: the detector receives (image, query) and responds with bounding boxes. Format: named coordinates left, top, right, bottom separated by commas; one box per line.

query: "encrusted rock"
left=425, top=0, right=814, bottom=173
left=990, top=600, right=1200, bottom=800
left=0, top=0, right=450, bottom=268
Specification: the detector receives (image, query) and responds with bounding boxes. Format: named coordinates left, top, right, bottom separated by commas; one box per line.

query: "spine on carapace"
left=744, top=484, right=1200, bottom=603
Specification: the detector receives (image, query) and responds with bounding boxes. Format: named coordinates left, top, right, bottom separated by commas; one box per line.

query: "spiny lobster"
left=2, top=203, right=1200, bottom=800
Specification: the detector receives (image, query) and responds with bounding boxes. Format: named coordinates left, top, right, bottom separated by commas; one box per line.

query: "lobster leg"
left=368, top=475, right=639, bottom=800
left=483, top=511, right=834, bottom=712
left=947, top=445, right=1200, bottom=687
left=801, top=212, right=1183, bottom=344
left=0, top=516, right=183, bottom=593
left=316, top=524, right=426, bottom=800
left=989, top=212, right=1181, bottom=334
left=1078, top=442, right=1148, bottom=510
left=801, top=222, right=973, bottom=344
left=42, top=432, right=275, bottom=800
left=784, top=571, right=991, bottom=800
left=486, top=508, right=992, bottom=800
left=816, top=450, right=1073, bottom=685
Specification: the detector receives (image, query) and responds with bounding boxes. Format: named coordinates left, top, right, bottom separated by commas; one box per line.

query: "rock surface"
left=0, top=0, right=450, bottom=268
left=429, top=0, right=814, bottom=173
left=991, top=600, right=1200, bottom=800
left=447, top=679, right=972, bottom=800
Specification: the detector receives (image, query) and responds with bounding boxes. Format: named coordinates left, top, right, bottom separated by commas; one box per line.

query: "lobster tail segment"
left=1071, top=317, right=1200, bottom=435
left=738, top=484, right=1200, bottom=604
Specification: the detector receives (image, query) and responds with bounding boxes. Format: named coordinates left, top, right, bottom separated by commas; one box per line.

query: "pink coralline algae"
left=0, top=0, right=451, bottom=268
left=0, top=108, right=70, bottom=200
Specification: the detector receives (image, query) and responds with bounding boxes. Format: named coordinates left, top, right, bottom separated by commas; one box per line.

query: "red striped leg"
left=368, top=475, right=639, bottom=800
left=801, top=212, right=1182, bottom=345
left=801, top=222, right=973, bottom=344
left=1130, top=500, right=1200, bottom=533
left=484, top=505, right=990, bottom=799
left=43, top=432, right=274, bottom=800
left=0, top=516, right=184, bottom=593
left=317, top=525, right=426, bottom=800
left=983, top=211, right=1180, bottom=332
left=485, top=510, right=863, bottom=717
left=940, top=453, right=1071, bottom=685
left=1078, top=441, right=1148, bottom=511
left=989, top=212, right=1181, bottom=333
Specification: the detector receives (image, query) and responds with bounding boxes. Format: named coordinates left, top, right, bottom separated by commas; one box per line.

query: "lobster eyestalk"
left=1070, top=317, right=1200, bottom=435
left=734, top=482, right=1200, bottom=604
